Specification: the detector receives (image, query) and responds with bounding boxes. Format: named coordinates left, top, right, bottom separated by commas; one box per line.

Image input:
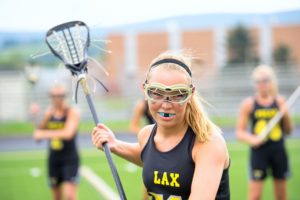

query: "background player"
left=31, top=83, right=80, bottom=200
left=236, top=65, right=293, bottom=200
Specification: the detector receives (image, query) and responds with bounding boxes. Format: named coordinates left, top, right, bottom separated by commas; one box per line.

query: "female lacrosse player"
left=236, top=65, right=292, bottom=200
left=32, top=83, right=80, bottom=200
left=92, top=52, right=230, bottom=200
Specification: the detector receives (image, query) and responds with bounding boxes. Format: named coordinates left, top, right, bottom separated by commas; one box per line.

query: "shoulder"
left=241, top=96, right=254, bottom=108
left=240, top=96, right=255, bottom=112
left=138, top=124, right=155, bottom=149
left=68, top=106, right=79, bottom=114
left=66, top=106, right=80, bottom=117
left=135, top=99, right=146, bottom=110
left=193, top=130, right=229, bottom=168
left=44, top=107, right=53, bottom=118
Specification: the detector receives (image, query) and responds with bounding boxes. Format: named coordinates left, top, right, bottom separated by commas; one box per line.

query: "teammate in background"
left=31, top=83, right=80, bottom=200
left=129, top=99, right=155, bottom=200
left=236, top=65, right=293, bottom=200
left=130, top=99, right=155, bottom=134
left=92, top=52, right=230, bottom=199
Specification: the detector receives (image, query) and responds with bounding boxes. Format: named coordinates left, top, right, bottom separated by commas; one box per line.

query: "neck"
left=53, top=103, right=66, bottom=111
left=157, top=122, right=188, bottom=138
left=256, top=92, right=273, bottom=100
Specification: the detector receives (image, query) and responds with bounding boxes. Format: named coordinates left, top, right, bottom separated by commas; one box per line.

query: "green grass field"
left=0, top=139, right=299, bottom=200
left=1, top=115, right=300, bottom=137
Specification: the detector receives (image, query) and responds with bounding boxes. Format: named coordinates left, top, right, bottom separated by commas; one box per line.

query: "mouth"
left=158, top=112, right=175, bottom=118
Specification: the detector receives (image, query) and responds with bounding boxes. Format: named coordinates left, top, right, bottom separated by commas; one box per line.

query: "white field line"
left=80, top=165, right=120, bottom=200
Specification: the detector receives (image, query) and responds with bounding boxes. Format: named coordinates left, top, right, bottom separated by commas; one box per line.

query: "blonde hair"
left=49, top=82, right=68, bottom=95
left=252, top=64, right=278, bottom=95
left=145, top=52, right=220, bottom=142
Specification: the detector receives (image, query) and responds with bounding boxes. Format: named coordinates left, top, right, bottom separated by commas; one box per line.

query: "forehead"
left=254, top=71, right=271, bottom=80
left=50, top=86, right=66, bottom=94
left=148, top=67, right=190, bottom=86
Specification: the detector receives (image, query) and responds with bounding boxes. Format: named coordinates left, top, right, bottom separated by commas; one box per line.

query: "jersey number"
left=51, top=139, right=63, bottom=150
left=148, top=192, right=182, bottom=200
left=254, top=119, right=282, bottom=141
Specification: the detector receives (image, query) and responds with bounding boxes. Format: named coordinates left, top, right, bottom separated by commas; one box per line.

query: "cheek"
left=147, top=101, right=160, bottom=113
left=175, top=104, right=187, bottom=117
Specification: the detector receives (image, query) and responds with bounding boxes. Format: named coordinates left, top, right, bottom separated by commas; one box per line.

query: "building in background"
left=103, top=10, right=300, bottom=92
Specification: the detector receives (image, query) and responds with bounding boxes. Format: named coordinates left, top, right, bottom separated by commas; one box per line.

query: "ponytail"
left=185, top=91, right=221, bottom=142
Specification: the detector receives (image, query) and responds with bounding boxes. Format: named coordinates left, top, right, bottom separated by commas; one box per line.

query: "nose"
left=161, top=98, right=172, bottom=109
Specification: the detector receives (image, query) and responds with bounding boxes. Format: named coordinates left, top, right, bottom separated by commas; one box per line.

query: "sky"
left=1, top=0, right=300, bottom=31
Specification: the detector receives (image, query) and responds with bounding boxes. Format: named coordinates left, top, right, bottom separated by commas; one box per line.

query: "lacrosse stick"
left=45, top=21, right=126, bottom=200
left=25, top=63, right=41, bottom=126
left=258, top=86, right=300, bottom=140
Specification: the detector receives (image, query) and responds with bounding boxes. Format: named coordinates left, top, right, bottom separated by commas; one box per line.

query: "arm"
left=92, top=124, right=153, bottom=167
left=38, top=108, right=52, bottom=129
left=189, top=133, right=229, bottom=200
left=129, top=100, right=145, bottom=135
left=277, top=96, right=293, bottom=135
left=34, top=107, right=80, bottom=141
left=236, top=98, right=263, bottom=146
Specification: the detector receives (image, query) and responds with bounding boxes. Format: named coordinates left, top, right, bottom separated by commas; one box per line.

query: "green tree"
left=227, top=25, right=258, bottom=65
left=273, top=44, right=291, bottom=65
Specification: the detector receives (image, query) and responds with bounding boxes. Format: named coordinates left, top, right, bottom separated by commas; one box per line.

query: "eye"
left=148, top=90, right=164, bottom=100
left=171, top=93, right=188, bottom=101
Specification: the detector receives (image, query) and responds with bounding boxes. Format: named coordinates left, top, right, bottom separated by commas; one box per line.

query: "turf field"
left=0, top=139, right=299, bottom=200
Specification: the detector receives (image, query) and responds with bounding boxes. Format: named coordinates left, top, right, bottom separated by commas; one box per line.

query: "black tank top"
left=141, top=125, right=230, bottom=200
left=250, top=98, right=284, bottom=148
left=45, top=108, right=78, bottom=159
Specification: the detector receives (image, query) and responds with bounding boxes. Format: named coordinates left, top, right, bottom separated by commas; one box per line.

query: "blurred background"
left=0, top=0, right=299, bottom=199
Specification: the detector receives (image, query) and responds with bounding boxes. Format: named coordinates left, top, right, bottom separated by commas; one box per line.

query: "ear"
left=192, top=86, right=195, bottom=95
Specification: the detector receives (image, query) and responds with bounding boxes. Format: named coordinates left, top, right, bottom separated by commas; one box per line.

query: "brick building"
left=101, top=10, right=300, bottom=92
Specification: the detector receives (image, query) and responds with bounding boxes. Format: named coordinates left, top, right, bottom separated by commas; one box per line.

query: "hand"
left=92, top=124, right=117, bottom=152
left=33, top=130, right=44, bottom=141
left=29, top=102, right=40, bottom=119
left=279, top=102, right=289, bottom=116
left=250, top=135, right=264, bottom=148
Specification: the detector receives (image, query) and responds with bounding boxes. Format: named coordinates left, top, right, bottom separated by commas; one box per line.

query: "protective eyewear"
left=255, top=77, right=271, bottom=84
left=50, top=94, right=66, bottom=99
left=144, top=83, right=194, bottom=105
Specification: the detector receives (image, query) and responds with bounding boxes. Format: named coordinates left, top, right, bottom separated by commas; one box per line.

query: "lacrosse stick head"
left=45, top=21, right=90, bottom=76
left=25, top=63, right=39, bottom=86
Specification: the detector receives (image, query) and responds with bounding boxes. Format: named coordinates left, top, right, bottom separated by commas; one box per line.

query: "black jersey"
left=250, top=98, right=284, bottom=148
left=141, top=125, right=230, bottom=200
left=45, top=108, right=78, bottom=159
left=249, top=98, right=290, bottom=180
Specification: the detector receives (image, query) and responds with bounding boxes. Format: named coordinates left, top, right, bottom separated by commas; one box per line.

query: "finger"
left=92, top=127, right=100, bottom=136
left=97, top=123, right=110, bottom=132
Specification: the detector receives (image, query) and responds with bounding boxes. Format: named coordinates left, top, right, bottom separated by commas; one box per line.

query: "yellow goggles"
left=144, top=83, right=194, bottom=105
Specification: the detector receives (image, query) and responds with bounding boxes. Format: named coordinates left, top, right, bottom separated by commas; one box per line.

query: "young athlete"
left=92, top=52, right=230, bottom=200
left=236, top=65, right=292, bottom=200
left=32, top=83, right=80, bottom=200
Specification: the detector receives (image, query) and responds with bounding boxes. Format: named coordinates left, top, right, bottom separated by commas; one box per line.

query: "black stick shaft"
left=85, top=93, right=127, bottom=200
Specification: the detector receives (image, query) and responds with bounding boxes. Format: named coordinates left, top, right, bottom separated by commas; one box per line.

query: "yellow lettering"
left=161, top=172, right=169, bottom=186
left=170, top=173, right=180, bottom=187
left=154, top=171, right=161, bottom=185
left=153, top=171, right=180, bottom=188
left=254, top=109, right=277, bottom=119
left=46, top=122, right=65, bottom=130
